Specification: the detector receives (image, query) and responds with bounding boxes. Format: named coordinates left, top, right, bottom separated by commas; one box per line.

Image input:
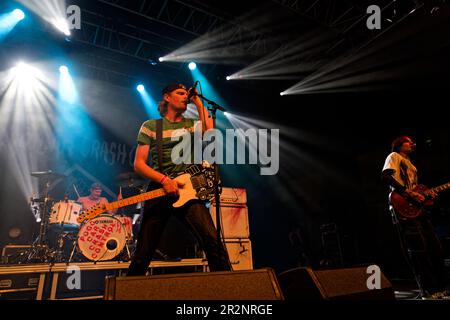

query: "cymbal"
left=116, top=181, right=147, bottom=188
left=30, top=197, right=57, bottom=203
left=31, top=170, right=66, bottom=179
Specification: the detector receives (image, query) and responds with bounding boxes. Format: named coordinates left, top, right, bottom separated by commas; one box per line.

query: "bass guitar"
left=77, top=162, right=217, bottom=223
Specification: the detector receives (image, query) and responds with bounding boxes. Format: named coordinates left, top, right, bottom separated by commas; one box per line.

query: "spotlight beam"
left=16, top=0, right=69, bottom=35
left=159, top=4, right=286, bottom=64
left=0, top=9, right=26, bottom=40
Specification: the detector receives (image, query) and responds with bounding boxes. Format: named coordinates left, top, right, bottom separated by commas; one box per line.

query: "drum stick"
left=73, top=184, right=81, bottom=199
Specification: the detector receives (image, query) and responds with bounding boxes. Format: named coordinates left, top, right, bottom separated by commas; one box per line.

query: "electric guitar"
left=389, top=182, right=450, bottom=219
left=77, top=162, right=217, bottom=223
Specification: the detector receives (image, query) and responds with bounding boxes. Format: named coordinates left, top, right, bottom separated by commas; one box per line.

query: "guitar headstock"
left=77, top=203, right=107, bottom=223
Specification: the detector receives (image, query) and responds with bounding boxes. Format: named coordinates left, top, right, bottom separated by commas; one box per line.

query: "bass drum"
left=77, top=215, right=127, bottom=261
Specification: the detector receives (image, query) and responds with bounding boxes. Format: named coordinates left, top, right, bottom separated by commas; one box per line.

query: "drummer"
left=77, top=183, right=120, bottom=214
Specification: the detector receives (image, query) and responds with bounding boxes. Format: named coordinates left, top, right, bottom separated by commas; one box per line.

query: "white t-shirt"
left=382, top=152, right=418, bottom=191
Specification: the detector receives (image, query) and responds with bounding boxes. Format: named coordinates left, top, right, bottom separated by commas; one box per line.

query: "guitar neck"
left=104, top=188, right=166, bottom=212
left=431, top=182, right=450, bottom=194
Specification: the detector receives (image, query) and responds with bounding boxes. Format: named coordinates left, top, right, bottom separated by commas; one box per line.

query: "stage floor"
left=0, top=262, right=447, bottom=300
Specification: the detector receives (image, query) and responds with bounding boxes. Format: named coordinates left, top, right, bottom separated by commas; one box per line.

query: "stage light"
left=16, top=0, right=71, bottom=36
left=1, top=61, right=56, bottom=203
left=59, top=65, right=77, bottom=104
left=188, top=62, right=197, bottom=70
left=13, top=62, right=37, bottom=85
left=224, top=111, right=230, bottom=117
left=158, top=57, right=164, bottom=62
left=59, top=65, right=68, bottom=74
left=280, top=92, right=285, bottom=96
left=0, top=9, right=26, bottom=40
left=226, top=76, right=231, bottom=81
left=137, top=85, right=160, bottom=118
left=137, top=84, right=145, bottom=92
left=53, top=18, right=70, bottom=36
left=12, top=9, right=25, bottom=20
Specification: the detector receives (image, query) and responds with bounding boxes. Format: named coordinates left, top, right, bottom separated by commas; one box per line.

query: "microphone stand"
left=196, top=93, right=226, bottom=250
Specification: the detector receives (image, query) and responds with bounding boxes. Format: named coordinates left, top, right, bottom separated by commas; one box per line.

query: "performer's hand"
left=406, top=190, right=425, bottom=203
left=162, top=178, right=184, bottom=195
left=428, top=190, right=438, bottom=199
left=189, top=89, right=201, bottom=104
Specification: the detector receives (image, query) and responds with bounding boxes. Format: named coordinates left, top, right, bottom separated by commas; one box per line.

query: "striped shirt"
left=137, top=117, right=200, bottom=176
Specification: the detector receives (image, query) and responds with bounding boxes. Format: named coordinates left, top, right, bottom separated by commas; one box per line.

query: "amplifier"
left=1, top=245, right=32, bottom=264
left=225, top=239, right=253, bottom=271
left=0, top=272, right=42, bottom=300
left=212, top=188, right=247, bottom=205
left=210, top=204, right=250, bottom=239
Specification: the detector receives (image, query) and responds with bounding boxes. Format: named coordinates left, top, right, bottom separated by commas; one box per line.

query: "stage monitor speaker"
left=105, top=268, right=284, bottom=300
left=278, top=266, right=395, bottom=300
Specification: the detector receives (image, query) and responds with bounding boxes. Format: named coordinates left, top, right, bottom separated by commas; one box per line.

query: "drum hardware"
left=54, top=231, right=77, bottom=263
left=23, top=171, right=143, bottom=264
left=26, top=170, right=67, bottom=263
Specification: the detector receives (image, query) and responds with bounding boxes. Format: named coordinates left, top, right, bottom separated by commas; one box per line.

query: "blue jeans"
left=128, top=198, right=231, bottom=276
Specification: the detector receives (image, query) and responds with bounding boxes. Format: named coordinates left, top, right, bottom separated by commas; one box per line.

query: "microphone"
left=188, top=81, right=199, bottom=100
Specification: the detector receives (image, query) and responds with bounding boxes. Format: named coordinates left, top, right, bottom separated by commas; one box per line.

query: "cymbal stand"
left=68, top=237, right=78, bottom=263
left=27, top=181, right=54, bottom=263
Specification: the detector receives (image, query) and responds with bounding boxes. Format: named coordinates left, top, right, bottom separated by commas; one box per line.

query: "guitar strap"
left=156, top=118, right=163, bottom=172
left=145, top=118, right=164, bottom=195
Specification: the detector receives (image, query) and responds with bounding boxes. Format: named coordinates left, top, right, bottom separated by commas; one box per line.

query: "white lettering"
left=366, top=5, right=381, bottom=30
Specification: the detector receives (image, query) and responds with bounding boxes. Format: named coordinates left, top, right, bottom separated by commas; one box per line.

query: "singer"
left=127, top=83, right=231, bottom=276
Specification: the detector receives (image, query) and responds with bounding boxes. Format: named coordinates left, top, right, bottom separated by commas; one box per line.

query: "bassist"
left=127, top=83, right=231, bottom=276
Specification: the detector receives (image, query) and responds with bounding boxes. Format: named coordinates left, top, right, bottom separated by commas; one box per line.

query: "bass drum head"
left=77, top=215, right=126, bottom=261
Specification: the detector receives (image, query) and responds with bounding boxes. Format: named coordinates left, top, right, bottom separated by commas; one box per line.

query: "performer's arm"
left=77, top=197, right=87, bottom=211
left=382, top=169, right=424, bottom=201
left=190, top=93, right=213, bottom=132
left=381, top=169, right=406, bottom=192
left=134, top=144, right=183, bottom=194
left=102, top=198, right=117, bottom=215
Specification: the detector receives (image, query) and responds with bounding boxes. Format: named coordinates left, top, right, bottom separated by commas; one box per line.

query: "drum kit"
left=26, top=170, right=144, bottom=264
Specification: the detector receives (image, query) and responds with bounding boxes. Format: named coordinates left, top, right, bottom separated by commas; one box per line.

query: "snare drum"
left=77, top=215, right=127, bottom=261
left=49, top=201, right=82, bottom=228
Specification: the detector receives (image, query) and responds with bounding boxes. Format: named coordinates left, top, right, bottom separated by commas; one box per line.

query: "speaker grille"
left=278, top=266, right=395, bottom=300
left=105, top=268, right=283, bottom=300
left=312, top=267, right=392, bottom=299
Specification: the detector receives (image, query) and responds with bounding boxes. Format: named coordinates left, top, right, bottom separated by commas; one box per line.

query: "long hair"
left=391, top=136, right=411, bottom=153
left=158, top=99, right=168, bottom=116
